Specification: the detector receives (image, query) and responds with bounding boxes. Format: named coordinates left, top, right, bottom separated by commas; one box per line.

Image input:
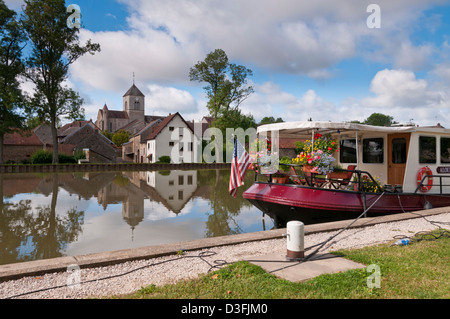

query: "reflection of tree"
left=198, top=169, right=254, bottom=238
left=0, top=174, right=85, bottom=265
left=0, top=200, right=32, bottom=265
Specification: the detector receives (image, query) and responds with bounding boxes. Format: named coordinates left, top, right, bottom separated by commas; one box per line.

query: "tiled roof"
left=107, top=110, right=129, bottom=119
left=145, top=113, right=179, bottom=140
left=123, top=84, right=145, bottom=97
left=59, top=121, right=90, bottom=133
left=4, top=131, right=43, bottom=146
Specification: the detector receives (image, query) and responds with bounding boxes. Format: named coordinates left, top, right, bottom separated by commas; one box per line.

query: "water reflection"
left=0, top=170, right=272, bottom=265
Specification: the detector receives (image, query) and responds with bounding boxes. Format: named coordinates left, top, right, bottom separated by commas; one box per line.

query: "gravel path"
left=1, top=213, right=449, bottom=300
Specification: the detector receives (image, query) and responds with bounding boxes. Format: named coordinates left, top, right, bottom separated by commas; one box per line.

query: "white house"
left=124, top=112, right=201, bottom=163
left=146, top=113, right=201, bottom=164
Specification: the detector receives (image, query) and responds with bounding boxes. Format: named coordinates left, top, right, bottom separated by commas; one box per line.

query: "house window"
left=109, top=122, right=113, bottom=132
left=169, top=127, right=175, bottom=131
left=178, top=190, right=183, bottom=200
left=134, top=99, right=140, bottom=110
left=169, top=180, right=174, bottom=186
left=340, top=139, right=357, bottom=163
left=363, top=138, right=384, bottom=164
left=189, top=142, right=193, bottom=152
left=441, top=138, right=450, bottom=163
left=419, top=136, right=436, bottom=164
left=187, top=175, right=193, bottom=185
left=178, top=175, right=184, bottom=185
left=179, top=143, right=184, bottom=152
left=179, top=127, right=183, bottom=137
left=169, top=142, right=175, bottom=147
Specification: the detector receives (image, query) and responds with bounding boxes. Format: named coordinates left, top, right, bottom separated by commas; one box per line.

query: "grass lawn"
left=117, top=229, right=449, bottom=299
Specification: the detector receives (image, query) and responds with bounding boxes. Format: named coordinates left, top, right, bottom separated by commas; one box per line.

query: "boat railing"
left=255, top=164, right=383, bottom=193
left=414, top=174, right=450, bottom=194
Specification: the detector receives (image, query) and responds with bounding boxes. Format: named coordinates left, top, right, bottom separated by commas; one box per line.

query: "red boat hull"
left=243, top=182, right=450, bottom=224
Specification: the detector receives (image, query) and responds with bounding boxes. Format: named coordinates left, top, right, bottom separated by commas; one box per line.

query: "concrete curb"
left=0, top=207, right=448, bottom=282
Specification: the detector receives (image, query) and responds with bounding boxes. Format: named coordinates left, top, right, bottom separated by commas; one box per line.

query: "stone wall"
left=3, top=145, right=43, bottom=164
left=0, top=163, right=231, bottom=174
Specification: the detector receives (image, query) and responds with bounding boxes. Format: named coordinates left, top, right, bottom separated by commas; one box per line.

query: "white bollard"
left=286, top=221, right=305, bottom=260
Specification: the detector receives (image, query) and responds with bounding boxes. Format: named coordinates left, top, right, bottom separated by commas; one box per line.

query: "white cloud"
left=144, top=84, right=198, bottom=116
left=69, top=0, right=447, bottom=92
left=362, top=69, right=444, bottom=109
left=243, top=82, right=337, bottom=122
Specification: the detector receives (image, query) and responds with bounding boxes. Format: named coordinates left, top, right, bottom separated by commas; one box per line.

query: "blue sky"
left=5, top=0, right=450, bottom=126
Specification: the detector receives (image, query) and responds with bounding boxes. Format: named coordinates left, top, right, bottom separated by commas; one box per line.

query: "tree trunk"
left=51, top=119, right=59, bottom=164
left=0, top=134, right=4, bottom=165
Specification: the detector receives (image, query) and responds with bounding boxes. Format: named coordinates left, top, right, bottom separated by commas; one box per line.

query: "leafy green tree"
left=21, top=0, right=100, bottom=164
left=364, top=113, right=394, bottom=127
left=189, top=49, right=254, bottom=124
left=259, top=116, right=284, bottom=125
left=112, top=129, right=130, bottom=147
left=0, top=0, right=26, bottom=164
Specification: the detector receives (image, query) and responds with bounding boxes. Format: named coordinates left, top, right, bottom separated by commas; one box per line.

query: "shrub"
left=58, top=153, right=76, bottom=164
left=157, top=156, right=171, bottom=164
left=31, top=150, right=53, bottom=164
left=74, top=150, right=86, bottom=162
left=31, top=150, right=77, bottom=164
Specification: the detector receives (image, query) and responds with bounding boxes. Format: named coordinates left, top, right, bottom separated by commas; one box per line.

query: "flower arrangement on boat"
left=360, top=175, right=383, bottom=193
left=249, top=137, right=278, bottom=174
left=292, top=133, right=338, bottom=175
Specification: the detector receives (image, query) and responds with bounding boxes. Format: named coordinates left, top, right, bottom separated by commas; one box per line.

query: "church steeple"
left=123, top=83, right=145, bottom=123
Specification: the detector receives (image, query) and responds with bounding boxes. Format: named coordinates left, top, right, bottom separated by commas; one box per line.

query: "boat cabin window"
left=419, top=136, right=436, bottom=164
left=340, top=139, right=357, bottom=163
left=392, top=138, right=407, bottom=164
left=363, top=138, right=384, bottom=163
left=441, top=137, right=450, bottom=163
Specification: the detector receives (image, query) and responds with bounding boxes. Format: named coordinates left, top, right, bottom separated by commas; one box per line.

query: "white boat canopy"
left=257, top=121, right=420, bottom=139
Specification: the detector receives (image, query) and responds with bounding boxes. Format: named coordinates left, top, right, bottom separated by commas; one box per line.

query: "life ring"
left=417, top=167, right=433, bottom=192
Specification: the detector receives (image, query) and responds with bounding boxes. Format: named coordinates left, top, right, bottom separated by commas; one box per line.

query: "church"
left=96, top=83, right=201, bottom=164
left=96, top=83, right=164, bottom=135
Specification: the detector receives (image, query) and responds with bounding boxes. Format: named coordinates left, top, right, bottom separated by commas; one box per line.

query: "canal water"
left=0, top=169, right=274, bottom=266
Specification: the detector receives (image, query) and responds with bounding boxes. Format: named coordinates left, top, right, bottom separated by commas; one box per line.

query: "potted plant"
left=292, top=133, right=338, bottom=175
left=272, top=157, right=291, bottom=184
left=327, top=164, right=348, bottom=179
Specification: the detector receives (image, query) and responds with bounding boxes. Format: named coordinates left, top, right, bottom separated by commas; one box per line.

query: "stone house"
left=123, top=112, right=200, bottom=164
left=59, top=121, right=118, bottom=163
left=2, top=130, right=44, bottom=163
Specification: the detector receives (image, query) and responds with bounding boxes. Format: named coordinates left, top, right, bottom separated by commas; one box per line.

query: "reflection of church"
left=95, top=170, right=199, bottom=239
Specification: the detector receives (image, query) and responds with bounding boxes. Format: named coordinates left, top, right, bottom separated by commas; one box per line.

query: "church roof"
left=107, top=110, right=129, bottom=119
left=123, top=84, right=145, bottom=97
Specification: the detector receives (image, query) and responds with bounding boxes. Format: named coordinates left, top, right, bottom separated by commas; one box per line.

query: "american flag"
left=229, top=138, right=250, bottom=198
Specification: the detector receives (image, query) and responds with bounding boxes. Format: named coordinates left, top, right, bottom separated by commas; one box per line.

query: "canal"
left=0, top=169, right=274, bottom=266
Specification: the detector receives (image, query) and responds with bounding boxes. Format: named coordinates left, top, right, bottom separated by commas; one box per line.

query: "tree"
left=364, top=113, right=394, bottom=127
left=21, top=0, right=100, bottom=164
left=259, top=116, right=284, bottom=125
left=189, top=49, right=254, bottom=123
left=111, top=129, right=130, bottom=147
left=0, top=1, right=26, bottom=164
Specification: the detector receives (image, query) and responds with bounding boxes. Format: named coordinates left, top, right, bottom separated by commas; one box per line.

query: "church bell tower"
left=123, top=82, right=145, bottom=123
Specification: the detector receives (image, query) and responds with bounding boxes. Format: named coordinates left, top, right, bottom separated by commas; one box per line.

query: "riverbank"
left=0, top=207, right=449, bottom=299
left=0, top=162, right=231, bottom=174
